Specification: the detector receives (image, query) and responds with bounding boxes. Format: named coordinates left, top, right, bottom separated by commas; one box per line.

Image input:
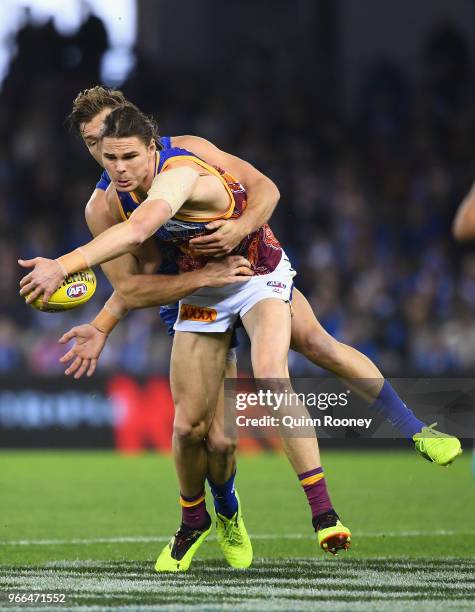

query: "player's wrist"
left=198, top=265, right=222, bottom=288
left=55, top=258, right=68, bottom=279
left=90, top=305, right=125, bottom=336
left=194, top=267, right=211, bottom=288
left=232, top=216, right=253, bottom=239
left=56, top=248, right=90, bottom=277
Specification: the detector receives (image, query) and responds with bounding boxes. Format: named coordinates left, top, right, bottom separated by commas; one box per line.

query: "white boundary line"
left=1, top=530, right=474, bottom=547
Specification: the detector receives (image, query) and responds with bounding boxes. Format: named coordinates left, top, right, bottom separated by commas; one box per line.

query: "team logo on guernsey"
left=67, top=283, right=88, bottom=298
left=267, top=281, right=286, bottom=289
left=179, top=304, right=217, bottom=322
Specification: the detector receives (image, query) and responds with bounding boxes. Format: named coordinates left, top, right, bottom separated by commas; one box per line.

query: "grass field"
left=0, top=450, right=474, bottom=610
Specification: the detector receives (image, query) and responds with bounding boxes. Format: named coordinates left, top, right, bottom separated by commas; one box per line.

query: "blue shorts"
left=159, top=304, right=239, bottom=348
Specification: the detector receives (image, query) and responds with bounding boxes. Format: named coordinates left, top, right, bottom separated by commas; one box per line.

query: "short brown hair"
left=102, top=103, right=162, bottom=149
left=68, top=86, right=126, bottom=133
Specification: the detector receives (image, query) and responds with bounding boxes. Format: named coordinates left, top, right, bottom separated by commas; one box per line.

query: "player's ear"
left=148, top=139, right=156, bottom=154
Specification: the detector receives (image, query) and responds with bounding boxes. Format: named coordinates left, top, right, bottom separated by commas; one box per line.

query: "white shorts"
left=173, top=251, right=296, bottom=333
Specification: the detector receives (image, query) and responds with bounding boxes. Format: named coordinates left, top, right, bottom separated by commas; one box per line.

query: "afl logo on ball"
left=67, top=283, right=87, bottom=298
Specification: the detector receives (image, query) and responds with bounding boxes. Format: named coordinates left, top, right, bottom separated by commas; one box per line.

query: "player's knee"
left=302, top=329, right=345, bottom=370
left=173, top=417, right=208, bottom=445
left=206, top=432, right=237, bottom=457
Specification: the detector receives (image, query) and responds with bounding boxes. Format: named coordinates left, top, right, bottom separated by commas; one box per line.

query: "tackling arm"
left=181, top=136, right=280, bottom=255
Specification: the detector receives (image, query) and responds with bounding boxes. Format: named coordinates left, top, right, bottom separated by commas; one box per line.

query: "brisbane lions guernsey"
left=114, top=145, right=283, bottom=275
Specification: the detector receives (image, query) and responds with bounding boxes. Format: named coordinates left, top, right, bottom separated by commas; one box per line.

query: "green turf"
left=0, top=450, right=474, bottom=609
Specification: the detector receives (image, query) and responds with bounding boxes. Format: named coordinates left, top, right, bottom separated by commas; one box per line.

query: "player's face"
left=102, top=136, right=156, bottom=192
left=81, top=108, right=113, bottom=165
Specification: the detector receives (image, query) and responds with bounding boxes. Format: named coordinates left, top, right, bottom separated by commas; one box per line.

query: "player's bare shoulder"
left=171, top=135, right=269, bottom=190
left=172, top=135, right=218, bottom=160
left=85, top=187, right=108, bottom=220
left=85, top=186, right=120, bottom=236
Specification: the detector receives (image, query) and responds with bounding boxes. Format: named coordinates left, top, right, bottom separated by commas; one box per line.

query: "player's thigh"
left=171, top=330, right=231, bottom=425
left=224, top=356, right=237, bottom=379
left=290, top=287, right=330, bottom=353
left=241, top=298, right=291, bottom=375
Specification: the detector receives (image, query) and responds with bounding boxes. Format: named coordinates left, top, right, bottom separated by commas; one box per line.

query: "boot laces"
left=222, top=515, right=243, bottom=547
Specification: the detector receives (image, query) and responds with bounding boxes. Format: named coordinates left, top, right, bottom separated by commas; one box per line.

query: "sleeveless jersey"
left=115, top=146, right=282, bottom=275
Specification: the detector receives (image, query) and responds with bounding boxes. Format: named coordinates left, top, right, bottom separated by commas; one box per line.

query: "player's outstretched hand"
left=59, top=324, right=107, bottom=379
left=18, top=257, right=65, bottom=305
left=190, top=219, right=244, bottom=256
left=201, top=255, right=253, bottom=288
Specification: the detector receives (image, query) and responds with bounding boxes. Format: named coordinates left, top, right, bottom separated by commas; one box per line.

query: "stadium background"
left=1, top=3, right=475, bottom=610
left=1, top=0, right=475, bottom=448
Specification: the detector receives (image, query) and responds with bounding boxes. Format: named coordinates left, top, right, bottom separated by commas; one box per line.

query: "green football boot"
left=413, top=423, right=462, bottom=466
left=215, top=492, right=253, bottom=568
left=155, top=519, right=211, bottom=572
left=315, top=511, right=351, bottom=555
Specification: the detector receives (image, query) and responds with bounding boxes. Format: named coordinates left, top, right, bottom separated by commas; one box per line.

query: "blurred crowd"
left=1, top=13, right=475, bottom=377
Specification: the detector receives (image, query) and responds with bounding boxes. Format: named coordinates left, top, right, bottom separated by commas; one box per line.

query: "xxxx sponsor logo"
left=179, top=304, right=217, bottom=322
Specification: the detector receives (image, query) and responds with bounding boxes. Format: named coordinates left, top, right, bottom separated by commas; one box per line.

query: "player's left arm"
left=18, top=165, right=200, bottom=304
left=453, top=180, right=475, bottom=241
left=179, top=135, right=280, bottom=255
